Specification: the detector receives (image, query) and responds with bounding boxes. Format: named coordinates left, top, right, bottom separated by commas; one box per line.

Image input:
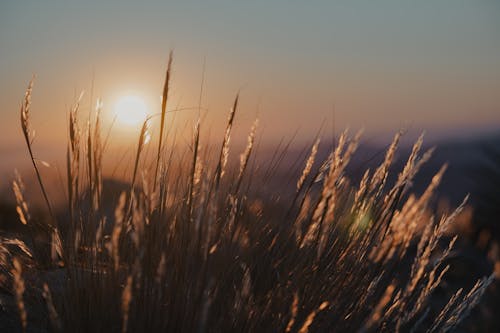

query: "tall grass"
left=1, top=61, right=494, bottom=332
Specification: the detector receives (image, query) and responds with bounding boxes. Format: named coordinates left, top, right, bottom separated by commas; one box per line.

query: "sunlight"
left=113, top=95, right=150, bottom=127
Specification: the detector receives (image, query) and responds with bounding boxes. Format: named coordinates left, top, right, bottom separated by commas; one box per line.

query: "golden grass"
left=0, top=56, right=494, bottom=332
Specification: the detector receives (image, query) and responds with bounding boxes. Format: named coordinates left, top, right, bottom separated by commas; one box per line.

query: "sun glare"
left=113, top=95, right=150, bottom=127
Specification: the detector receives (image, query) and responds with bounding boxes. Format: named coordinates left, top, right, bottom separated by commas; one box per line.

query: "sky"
left=1, top=0, right=500, bottom=176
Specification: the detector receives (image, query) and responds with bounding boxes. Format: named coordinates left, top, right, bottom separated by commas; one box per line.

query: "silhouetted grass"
left=0, top=59, right=494, bottom=333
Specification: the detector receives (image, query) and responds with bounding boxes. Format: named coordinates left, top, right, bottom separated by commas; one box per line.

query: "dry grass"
left=0, top=59, right=494, bottom=332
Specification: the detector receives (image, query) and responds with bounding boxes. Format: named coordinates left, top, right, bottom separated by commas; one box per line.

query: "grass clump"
left=0, top=56, right=494, bottom=333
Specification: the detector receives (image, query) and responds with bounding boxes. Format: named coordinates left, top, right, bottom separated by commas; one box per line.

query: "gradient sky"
left=1, top=0, right=500, bottom=174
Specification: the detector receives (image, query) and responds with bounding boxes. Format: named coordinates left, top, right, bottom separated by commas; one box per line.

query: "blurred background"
left=1, top=1, right=500, bottom=331
left=1, top=0, right=499, bottom=175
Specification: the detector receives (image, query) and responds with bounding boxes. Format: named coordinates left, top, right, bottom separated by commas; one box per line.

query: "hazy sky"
left=1, top=1, right=499, bottom=167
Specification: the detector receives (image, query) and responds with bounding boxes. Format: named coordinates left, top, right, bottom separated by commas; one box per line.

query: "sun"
left=113, top=95, right=150, bottom=127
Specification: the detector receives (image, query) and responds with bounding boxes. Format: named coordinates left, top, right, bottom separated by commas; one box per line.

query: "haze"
left=1, top=0, right=499, bottom=175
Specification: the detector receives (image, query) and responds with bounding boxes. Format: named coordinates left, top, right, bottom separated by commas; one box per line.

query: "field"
left=0, top=60, right=498, bottom=332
